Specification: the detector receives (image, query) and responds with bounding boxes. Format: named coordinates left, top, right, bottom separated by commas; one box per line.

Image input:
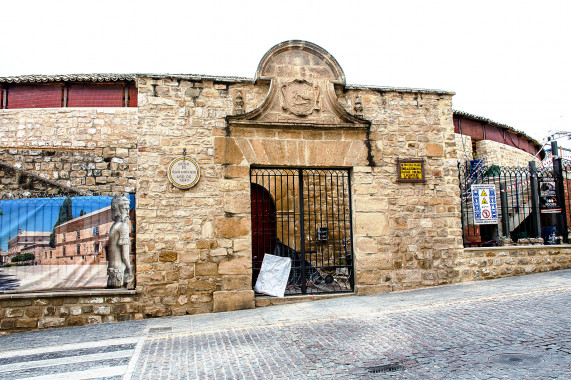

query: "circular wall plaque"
left=167, top=157, right=200, bottom=189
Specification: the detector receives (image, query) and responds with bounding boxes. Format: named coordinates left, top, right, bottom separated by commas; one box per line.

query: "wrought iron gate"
left=250, top=168, right=354, bottom=295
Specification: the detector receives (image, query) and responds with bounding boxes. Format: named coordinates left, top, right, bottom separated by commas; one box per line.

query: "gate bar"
left=552, top=142, right=569, bottom=243
left=298, top=169, right=307, bottom=293
left=529, top=160, right=541, bottom=238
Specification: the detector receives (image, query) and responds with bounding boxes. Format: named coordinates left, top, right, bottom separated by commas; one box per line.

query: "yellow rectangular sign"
left=399, top=162, right=423, bottom=180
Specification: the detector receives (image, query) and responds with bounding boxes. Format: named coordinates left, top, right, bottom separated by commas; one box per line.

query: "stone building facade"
left=0, top=41, right=569, bottom=333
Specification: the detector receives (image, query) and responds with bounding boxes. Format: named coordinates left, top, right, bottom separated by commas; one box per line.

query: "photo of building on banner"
left=0, top=195, right=135, bottom=293
left=471, top=185, right=498, bottom=225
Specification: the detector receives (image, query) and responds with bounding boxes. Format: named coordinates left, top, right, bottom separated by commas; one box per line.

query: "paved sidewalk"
left=0, top=270, right=569, bottom=379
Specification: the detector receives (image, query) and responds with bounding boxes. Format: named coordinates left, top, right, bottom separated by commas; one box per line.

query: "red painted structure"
left=454, top=111, right=543, bottom=158
left=0, top=82, right=137, bottom=109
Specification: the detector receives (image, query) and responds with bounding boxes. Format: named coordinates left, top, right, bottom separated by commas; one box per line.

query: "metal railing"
left=459, top=151, right=570, bottom=247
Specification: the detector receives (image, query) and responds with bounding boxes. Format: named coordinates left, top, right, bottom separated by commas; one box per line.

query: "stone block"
left=218, top=256, right=251, bottom=275
left=355, top=237, right=378, bottom=254
left=233, top=238, right=250, bottom=254
left=224, top=165, right=249, bottom=179
left=4, top=299, right=33, bottom=307
left=395, top=269, right=422, bottom=283
left=213, top=290, right=255, bottom=312
left=355, top=284, right=391, bottom=296
left=195, top=262, right=218, bottom=276
left=81, top=306, right=94, bottom=313
left=187, top=278, right=218, bottom=291
left=25, top=307, right=42, bottom=319
left=159, top=251, right=177, bottom=262
left=354, top=196, right=388, bottom=212
left=88, top=316, right=103, bottom=324
left=6, top=308, right=24, bottom=318
left=426, top=143, right=443, bottom=157
left=38, top=317, right=65, bottom=329
left=190, top=293, right=213, bottom=303
left=214, top=137, right=244, bottom=164
left=355, top=212, right=389, bottom=236
left=1, top=320, right=16, bottom=330
left=224, top=192, right=250, bottom=214
left=16, top=319, right=38, bottom=329
left=143, top=306, right=169, bottom=318
left=93, top=306, right=111, bottom=315
left=213, top=217, right=250, bottom=238
left=221, top=275, right=251, bottom=290
left=210, top=248, right=228, bottom=257
left=356, top=270, right=382, bottom=284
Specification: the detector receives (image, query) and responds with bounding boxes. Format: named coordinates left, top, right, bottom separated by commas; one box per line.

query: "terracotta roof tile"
left=0, top=73, right=136, bottom=83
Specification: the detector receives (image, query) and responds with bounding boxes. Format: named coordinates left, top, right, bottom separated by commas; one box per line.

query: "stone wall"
left=2, top=41, right=566, bottom=335
left=455, top=245, right=571, bottom=280
left=455, top=134, right=473, bottom=161
left=476, top=139, right=539, bottom=168
left=344, top=90, right=462, bottom=294
left=135, top=77, right=258, bottom=317
left=0, top=292, right=139, bottom=331
left=132, top=40, right=463, bottom=315
left=0, top=108, right=140, bottom=334
left=134, top=74, right=463, bottom=316
left=0, top=108, right=138, bottom=195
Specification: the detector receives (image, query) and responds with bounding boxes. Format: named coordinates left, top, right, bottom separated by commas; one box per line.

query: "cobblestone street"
left=0, top=270, right=569, bottom=379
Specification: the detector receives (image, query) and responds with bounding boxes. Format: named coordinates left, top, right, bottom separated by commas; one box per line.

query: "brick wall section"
left=456, top=246, right=571, bottom=280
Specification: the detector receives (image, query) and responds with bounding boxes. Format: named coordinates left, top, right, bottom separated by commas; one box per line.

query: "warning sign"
left=397, top=159, right=425, bottom=183
left=400, top=163, right=423, bottom=179
left=471, top=184, right=498, bottom=225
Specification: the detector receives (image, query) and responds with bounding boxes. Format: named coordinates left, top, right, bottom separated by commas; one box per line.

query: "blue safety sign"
left=471, top=184, right=498, bottom=225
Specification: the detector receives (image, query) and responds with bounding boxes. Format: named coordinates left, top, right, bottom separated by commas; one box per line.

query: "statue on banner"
left=107, top=195, right=133, bottom=288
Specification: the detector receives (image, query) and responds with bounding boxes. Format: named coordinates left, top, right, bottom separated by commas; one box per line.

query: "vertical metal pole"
left=529, top=161, right=541, bottom=238
left=500, top=182, right=510, bottom=237
left=347, top=170, right=355, bottom=290
left=458, top=162, right=467, bottom=246
left=552, top=142, right=569, bottom=243
left=298, top=169, right=306, bottom=294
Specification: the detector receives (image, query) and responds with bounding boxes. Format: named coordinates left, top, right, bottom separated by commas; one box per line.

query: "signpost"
left=471, top=184, right=498, bottom=225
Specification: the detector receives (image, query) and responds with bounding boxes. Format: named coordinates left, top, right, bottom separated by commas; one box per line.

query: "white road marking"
left=0, top=349, right=134, bottom=373
left=0, top=337, right=139, bottom=359
left=18, top=365, right=129, bottom=380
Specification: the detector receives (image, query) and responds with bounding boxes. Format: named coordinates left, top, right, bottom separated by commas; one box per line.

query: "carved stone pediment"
left=227, top=40, right=369, bottom=130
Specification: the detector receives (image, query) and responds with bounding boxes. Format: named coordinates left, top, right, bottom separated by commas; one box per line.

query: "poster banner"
left=471, top=184, right=498, bottom=225
left=0, top=195, right=135, bottom=293
left=538, top=178, right=561, bottom=214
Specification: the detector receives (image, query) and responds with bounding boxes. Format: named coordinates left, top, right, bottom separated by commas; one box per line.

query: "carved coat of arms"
left=281, top=79, right=320, bottom=116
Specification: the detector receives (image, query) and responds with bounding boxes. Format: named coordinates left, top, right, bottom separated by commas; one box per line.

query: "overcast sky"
left=2, top=0, right=569, bottom=142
